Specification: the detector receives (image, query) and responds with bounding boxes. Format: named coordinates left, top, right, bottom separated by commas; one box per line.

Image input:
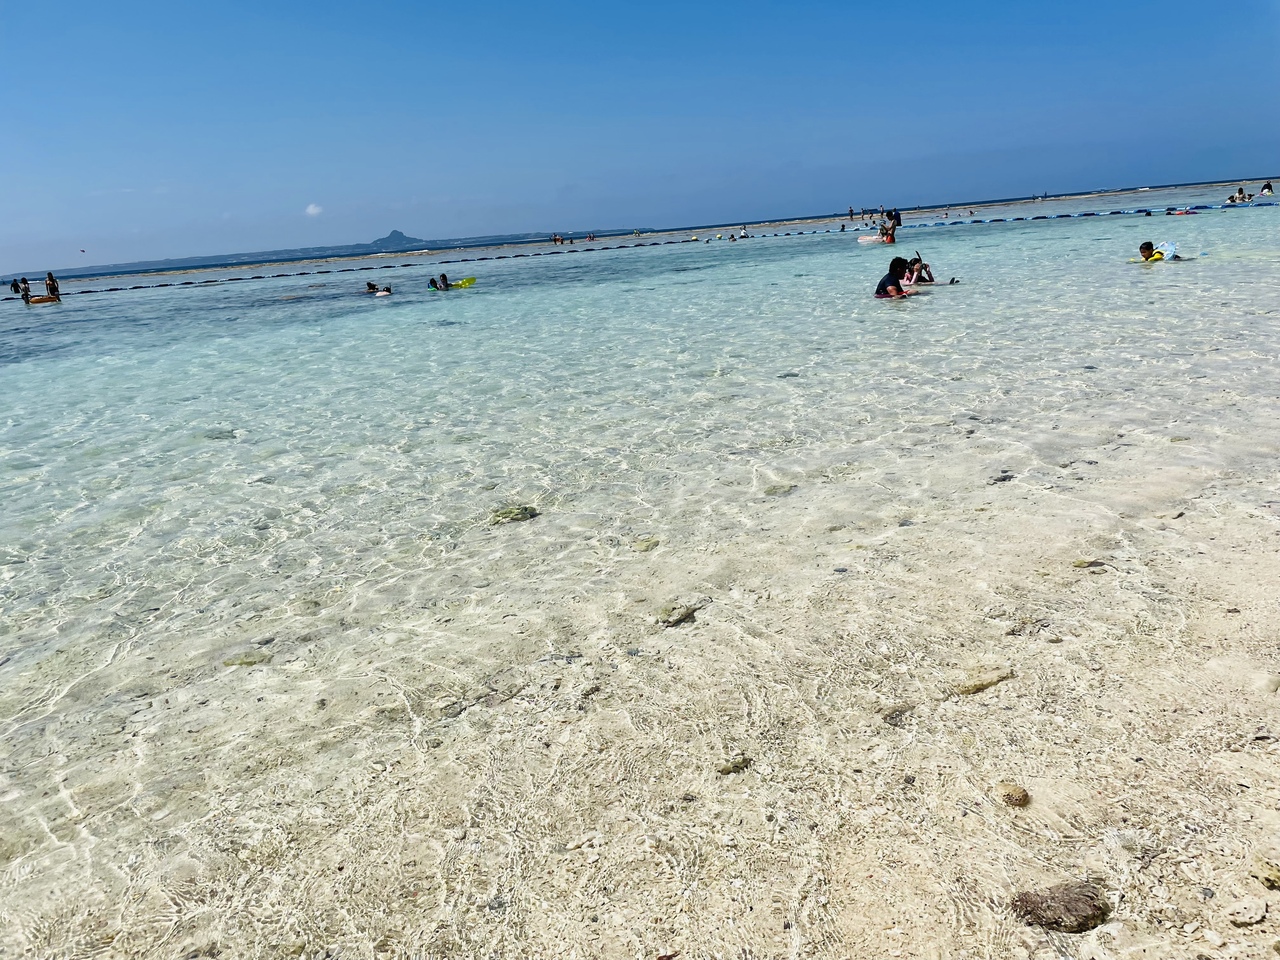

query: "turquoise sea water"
left=3, top=189, right=1280, bottom=957
left=3, top=190, right=1279, bottom=676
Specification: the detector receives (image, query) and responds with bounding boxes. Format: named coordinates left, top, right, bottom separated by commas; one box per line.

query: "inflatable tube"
left=25, top=295, right=60, bottom=304
left=857, top=235, right=886, bottom=244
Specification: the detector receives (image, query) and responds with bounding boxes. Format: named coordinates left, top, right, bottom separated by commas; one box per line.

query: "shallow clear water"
left=2, top=188, right=1279, bottom=684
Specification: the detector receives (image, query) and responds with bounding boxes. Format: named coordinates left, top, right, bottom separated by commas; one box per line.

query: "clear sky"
left=3, top=1, right=1277, bottom=272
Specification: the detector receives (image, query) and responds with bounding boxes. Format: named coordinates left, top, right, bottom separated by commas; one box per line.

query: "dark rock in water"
left=764, top=483, right=796, bottom=497
left=995, top=782, right=1031, bottom=807
left=718, top=755, right=753, bottom=775
left=1251, top=849, right=1280, bottom=889
left=490, top=505, right=538, bottom=524
left=1011, top=881, right=1111, bottom=932
left=223, top=651, right=272, bottom=667
left=656, top=596, right=711, bottom=627
left=777, top=372, right=800, bottom=378
left=248, top=476, right=276, bottom=485
left=204, top=428, right=238, bottom=441
left=987, top=471, right=1015, bottom=485
left=883, top=707, right=913, bottom=728
left=952, top=666, right=1013, bottom=695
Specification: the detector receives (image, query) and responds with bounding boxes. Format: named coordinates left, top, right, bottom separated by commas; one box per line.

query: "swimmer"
left=1138, top=241, right=1182, bottom=262
left=366, top=281, right=379, bottom=292
left=906, top=255, right=934, bottom=284
left=438, top=273, right=450, bottom=291
left=374, top=286, right=392, bottom=296
left=428, top=278, right=439, bottom=290
left=874, top=257, right=917, bottom=299
left=1261, top=181, right=1274, bottom=196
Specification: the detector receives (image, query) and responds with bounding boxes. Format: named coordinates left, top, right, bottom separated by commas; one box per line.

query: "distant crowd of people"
left=6, top=272, right=60, bottom=304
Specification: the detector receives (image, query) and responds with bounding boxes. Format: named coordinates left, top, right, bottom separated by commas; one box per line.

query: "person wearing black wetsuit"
left=874, top=257, right=915, bottom=299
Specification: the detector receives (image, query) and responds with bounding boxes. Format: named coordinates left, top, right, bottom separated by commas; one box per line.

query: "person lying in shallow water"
left=906, top=256, right=934, bottom=284
left=1138, top=241, right=1182, bottom=262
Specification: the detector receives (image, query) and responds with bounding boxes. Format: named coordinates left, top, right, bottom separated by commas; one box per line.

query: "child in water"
left=1138, top=241, right=1182, bottom=262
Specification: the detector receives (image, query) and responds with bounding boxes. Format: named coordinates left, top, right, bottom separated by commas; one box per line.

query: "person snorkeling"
left=906, top=254, right=934, bottom=284
left=874, top=256, right=917, bottom=299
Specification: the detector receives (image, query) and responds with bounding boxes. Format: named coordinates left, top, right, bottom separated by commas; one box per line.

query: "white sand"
left=4, top=413, right=1279, bottom=959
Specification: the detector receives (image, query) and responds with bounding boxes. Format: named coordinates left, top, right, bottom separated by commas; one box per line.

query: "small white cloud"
left=305, top=203, right=323, bottom=217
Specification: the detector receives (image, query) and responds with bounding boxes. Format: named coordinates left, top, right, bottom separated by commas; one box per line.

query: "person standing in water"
left=7, top=279, right=18, bottom=295
left=44, top=272, right=60, bottom=299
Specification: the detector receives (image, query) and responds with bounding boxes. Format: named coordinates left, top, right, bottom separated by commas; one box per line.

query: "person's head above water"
left=888, top=256, right=910, bottom=278
left=1139, top=242, right=1155, bottom=257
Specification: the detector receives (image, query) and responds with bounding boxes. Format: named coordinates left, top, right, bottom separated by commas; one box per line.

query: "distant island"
left=33, top=230, right=439, bottom=281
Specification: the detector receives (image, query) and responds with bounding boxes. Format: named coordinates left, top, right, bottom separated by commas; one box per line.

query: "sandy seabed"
left=3, top=397, right=1280, bottom=960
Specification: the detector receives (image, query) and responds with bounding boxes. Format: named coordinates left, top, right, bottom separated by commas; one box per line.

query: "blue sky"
left=3, top=1, right=1277, bottom=272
